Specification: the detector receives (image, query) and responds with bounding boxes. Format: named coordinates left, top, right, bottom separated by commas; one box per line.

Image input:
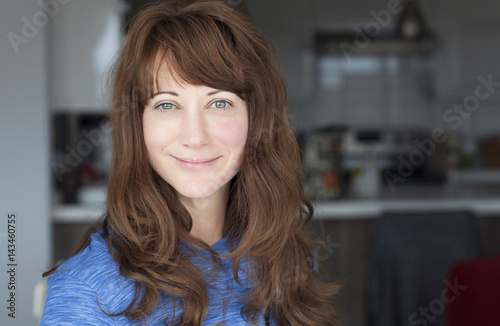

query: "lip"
left=172, top=155, right=221, bottom=170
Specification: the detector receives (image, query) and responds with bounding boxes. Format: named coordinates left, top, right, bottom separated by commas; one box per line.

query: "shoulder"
left=41, top=229, right=136, bottom=325
left=55, top=229, right=133, bottom=299
left=57, top=230, right=125, bottom=283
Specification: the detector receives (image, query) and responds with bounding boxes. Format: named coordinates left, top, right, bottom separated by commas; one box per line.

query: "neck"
left=177, top=184, right=229, bottom=246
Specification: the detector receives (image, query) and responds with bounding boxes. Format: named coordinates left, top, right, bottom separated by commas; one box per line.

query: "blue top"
left=40, top=229, right=270, bottom=325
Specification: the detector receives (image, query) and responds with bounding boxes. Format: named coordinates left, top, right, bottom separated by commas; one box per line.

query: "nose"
left=180, top=110, right=209, bottom=148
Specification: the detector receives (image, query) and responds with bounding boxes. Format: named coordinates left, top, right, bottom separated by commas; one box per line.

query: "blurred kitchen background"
left=2, top=0, right=500, bottom=325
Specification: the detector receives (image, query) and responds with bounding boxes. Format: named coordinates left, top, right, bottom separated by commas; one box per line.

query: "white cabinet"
left=50, top=0, right=124, bottom=112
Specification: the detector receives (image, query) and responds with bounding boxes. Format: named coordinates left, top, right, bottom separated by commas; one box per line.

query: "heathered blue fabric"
left=40, top=229, right=270, bottom=325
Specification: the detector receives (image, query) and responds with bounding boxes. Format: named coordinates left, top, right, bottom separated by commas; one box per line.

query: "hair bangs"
left=139, top=11, right=249, bottom=105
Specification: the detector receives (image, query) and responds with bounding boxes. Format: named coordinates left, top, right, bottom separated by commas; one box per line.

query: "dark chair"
left=366, top=210, right=482, bottom=326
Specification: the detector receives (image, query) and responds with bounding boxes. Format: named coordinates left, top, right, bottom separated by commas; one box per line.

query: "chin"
left=175, top=180, right=225, bottom=200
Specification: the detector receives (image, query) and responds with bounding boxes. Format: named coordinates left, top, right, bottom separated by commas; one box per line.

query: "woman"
left=41, top=1, right=340, bottom=325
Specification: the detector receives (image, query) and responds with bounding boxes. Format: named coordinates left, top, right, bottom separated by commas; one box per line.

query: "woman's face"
left=143, top=70, right=248, bottom=201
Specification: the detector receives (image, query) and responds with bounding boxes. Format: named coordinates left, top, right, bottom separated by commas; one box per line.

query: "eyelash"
left=155, top=102, right=176, bottom=111
left=154, top=99, right=232, bottom=111
left=210, top=99, right=232, bottom=110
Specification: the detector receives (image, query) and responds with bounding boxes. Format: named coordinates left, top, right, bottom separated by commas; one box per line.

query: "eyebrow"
left=151, top=90, right=222, bottom=98
left=151, top=91, right=178, bottom=97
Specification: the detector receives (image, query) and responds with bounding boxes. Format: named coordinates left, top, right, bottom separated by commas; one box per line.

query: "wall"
left=246, top=0, right=500, bottom=143
left=430, top=0, right=500, bottom=155
left=0, top=1, right=51, bottom=325
left=246, top=0, right=438, bottom=132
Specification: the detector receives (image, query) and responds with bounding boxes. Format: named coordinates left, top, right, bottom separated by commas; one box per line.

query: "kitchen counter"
left=314, top=197, right=500, bottom=219
left=53, top=195, right=500, bottom=223
left=53, top=170, right=500, bottom=222
left=314, top=176, right=500, bottom=219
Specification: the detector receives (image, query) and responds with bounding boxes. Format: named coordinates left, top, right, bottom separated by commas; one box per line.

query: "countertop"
left=53, top=170, right=500, bottom=222
left=53, top=192, right=500, bottom=223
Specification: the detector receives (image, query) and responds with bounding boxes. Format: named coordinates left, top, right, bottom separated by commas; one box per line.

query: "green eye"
left=157, top=103, right=174, bottom=111
left=212, top=100, right=230, bottom=109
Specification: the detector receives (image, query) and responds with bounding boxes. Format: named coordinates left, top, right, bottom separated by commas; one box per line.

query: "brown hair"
left=49, top=1, right=339, bottom=325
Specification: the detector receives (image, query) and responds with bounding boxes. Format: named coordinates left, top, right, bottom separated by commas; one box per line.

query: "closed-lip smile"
left=173, top=156, right=220, bottom=163
left=172, top=155, right=221, bottom=170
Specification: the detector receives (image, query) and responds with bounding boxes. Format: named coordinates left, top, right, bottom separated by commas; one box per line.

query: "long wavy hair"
left=48, top=1, right=340, bottom=325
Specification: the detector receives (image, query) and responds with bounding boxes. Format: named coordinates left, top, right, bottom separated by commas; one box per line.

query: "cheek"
left=143, top=124, right=157, bottom=153
left=218, top=120, right=248, bottom=150
left=143, top=120, right=169, bottom=162
left=144, top=118, right=169, bottom=149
